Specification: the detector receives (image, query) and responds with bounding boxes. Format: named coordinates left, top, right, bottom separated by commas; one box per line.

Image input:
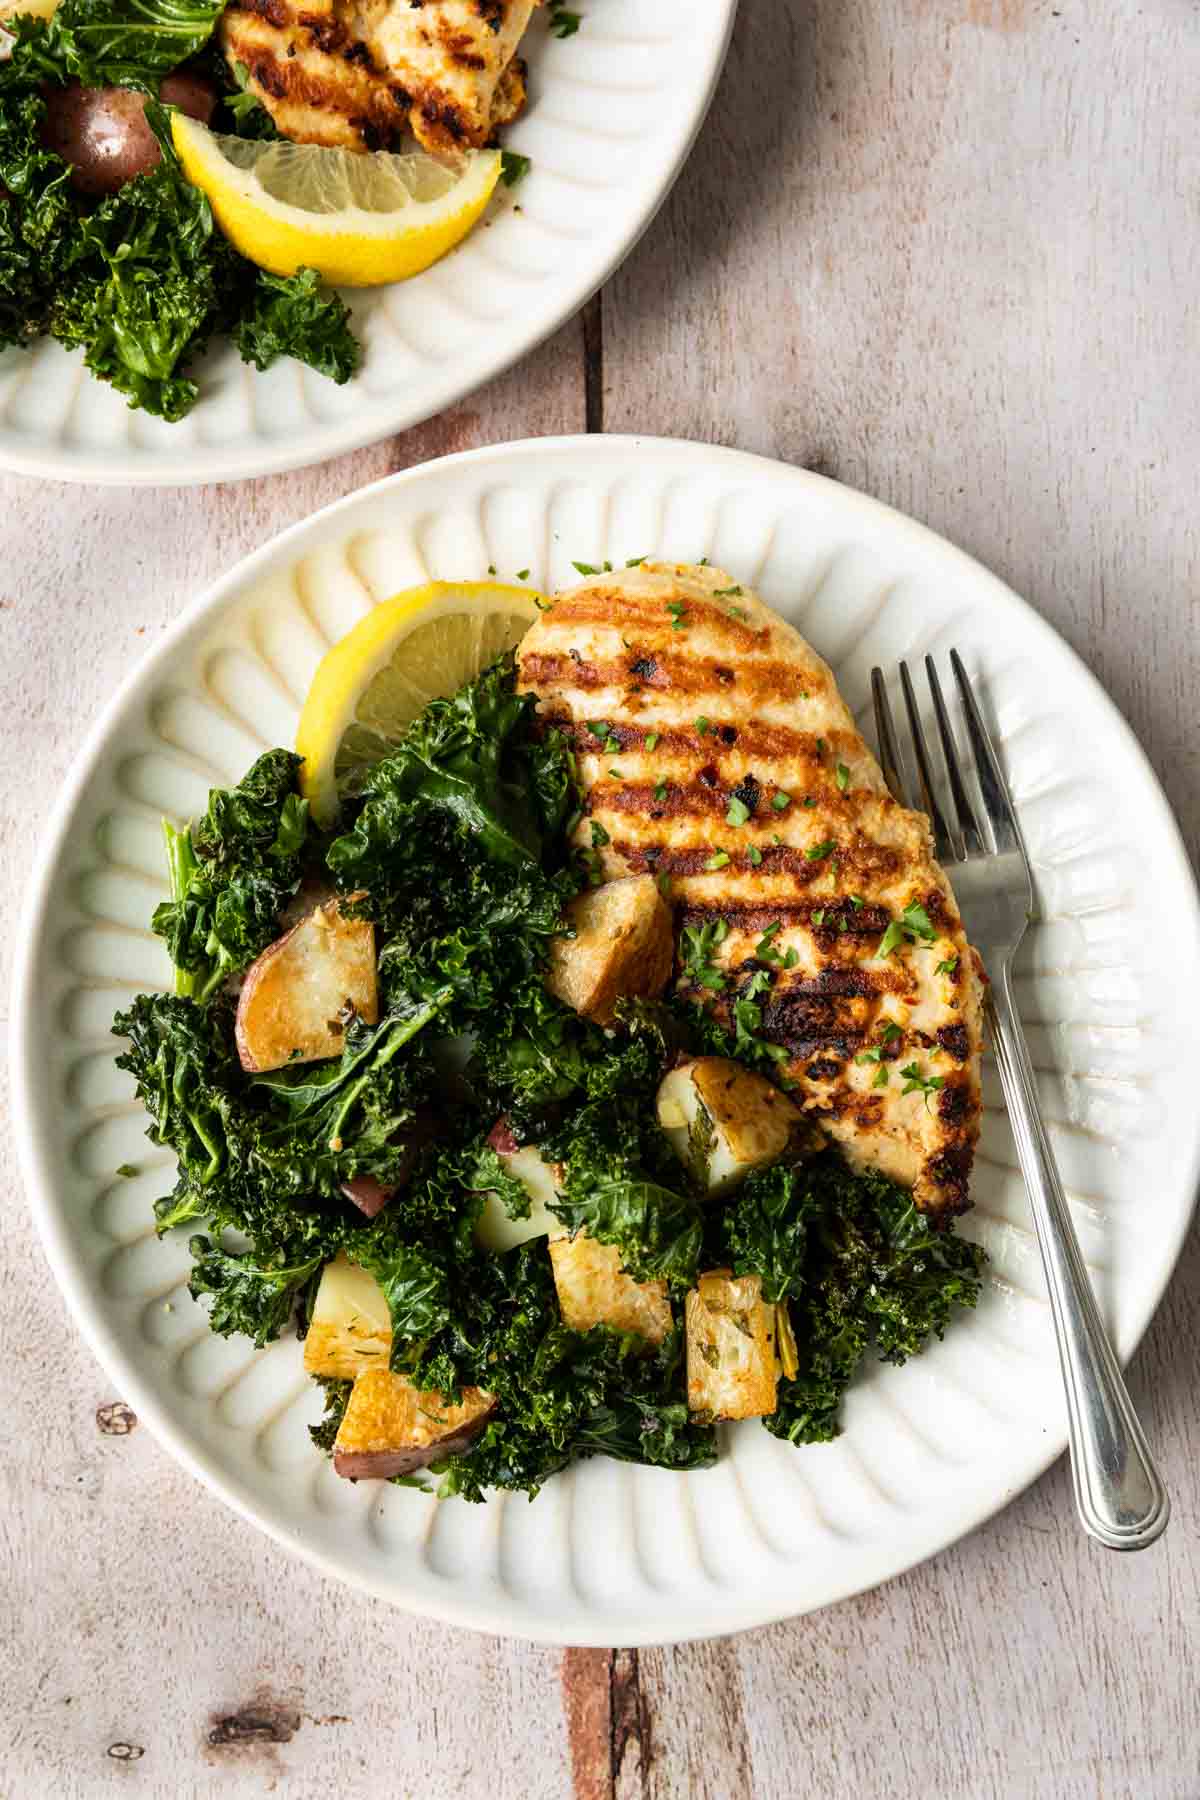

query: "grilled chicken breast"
left=517, top=563, right=986, bottom=1218
left=221, top=0, right=537, bottom=154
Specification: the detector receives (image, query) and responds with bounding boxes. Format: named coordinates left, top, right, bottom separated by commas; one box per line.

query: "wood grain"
left=2, top=4, right=1199, bottom=1796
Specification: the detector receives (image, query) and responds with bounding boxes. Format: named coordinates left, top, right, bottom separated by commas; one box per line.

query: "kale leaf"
left=152, top=749, right=310, bottom=1000
left=329, top=655, right=566, bottom=890
left=188, top=1234, right=324, bottom=1346
left=762, top=1154, right=986, bottom=1445
left=551, top=1175, right=702, bottom=1289
left=15, top=0, right=226, bottom=89
left=234, top=268, right=359, bottom=385
left=308, top=1377, right=352, bottom=1453
left=718, top=1160, right=819, bottom=1304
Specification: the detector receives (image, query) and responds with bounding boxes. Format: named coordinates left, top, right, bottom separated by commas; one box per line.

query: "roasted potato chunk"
left=685, top=1270, right=778, bottom=1420
left=546, top=875, right=674, bottom=1027
left=474, top=1129, right=566, bottom=1253
left=657, top=1058, right=799, bottom=1196
left=550, top=1232, right=672, bottom=1346
left=303, top=1252, right=391, bottom=1380
left=333, top=1367, right=495, bottom=1481
left=235, top=894, right=378, bottom=1073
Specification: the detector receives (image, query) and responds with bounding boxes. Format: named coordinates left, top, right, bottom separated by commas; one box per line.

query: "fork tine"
left=926, top=655, right=988, bottom=857
left=949, top=650, right=1021, bottom=856
left=899, top=661, right=957, bottom=860
left=871, top=668, right=910, bottom=807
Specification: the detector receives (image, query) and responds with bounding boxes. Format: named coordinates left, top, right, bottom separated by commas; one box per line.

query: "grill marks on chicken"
left=517, top=563, right=986, bottom=1219
left=220, top=0, right=538, bottom=154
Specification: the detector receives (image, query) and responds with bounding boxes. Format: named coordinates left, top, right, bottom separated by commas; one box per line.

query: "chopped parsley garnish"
left=487, top=564, right=497, bottom=576
left=681, top=919, right=728, bottom=988
left=705, top=850, right=731, bottom=871
left=500, top=149, right=532, bottom=187
left=665, top=600, right=688, bottom=630
left=805, top=840, right=836, bottom=862
left=713, top=584, right=743, bottom=597
left=572, top=559, right=612, bottom=576
left=850, top=894, right=865, bottom=910
left=116, top=1163, right=139, bottom=1179
left=516, top=568, right=530, bottom=581
left=811, top=910, right=825, bottom=927
left=802, top=796, right=818, bottom=808
left=772, top=792, right=791, bottom=812
left=936, top=956, right=960, bottom=977
left=695, top=717, right=710, bottom=735
left=878, top=900, right=937, bottom=958
left=644, top=732, right=660, bottom=752
left=608, top=767, right=622, bottom=779
left=654, top=781, right=668, bottom=803
left=872, top=1065, right=890, bottom=1088
left=815, top=737, right=827, bottom=754
left=725, top=795, right=751, bottom=826
left=756, top=922, right=786, bottom=965
left=835, top=763, right=850, bottom=792
left=549, top=5, right=582, bottom=37
left=900, top=1061, right=947, bottom=1107
left=590, top=821, right=609, bottom=848
left=625, top=555, right=648, bottom=568
left=748, top=844, right=763, bottom=866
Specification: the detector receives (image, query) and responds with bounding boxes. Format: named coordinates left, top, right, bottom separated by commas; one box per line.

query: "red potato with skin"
left=339, top=1175, right=396, bottom=1220
left=332, top=1367, right=497, bottom=1480
left=40, top=72, right=216, bottom=197
left=234, top=893, right=378, bottom=1074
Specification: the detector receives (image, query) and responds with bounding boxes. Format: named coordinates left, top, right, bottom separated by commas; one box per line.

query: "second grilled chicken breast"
left=221, top=0, right=537, bottom=154
left=518, top=563, right=985, bottom=1218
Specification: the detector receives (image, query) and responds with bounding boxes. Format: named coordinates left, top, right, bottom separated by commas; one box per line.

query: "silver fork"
left=872, top=652, right=1170, bottom=1551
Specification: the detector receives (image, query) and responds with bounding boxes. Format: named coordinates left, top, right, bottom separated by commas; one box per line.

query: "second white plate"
left=0, top=4, right=735, bottom=485
left=12, top=436, right=1199, bottom=1643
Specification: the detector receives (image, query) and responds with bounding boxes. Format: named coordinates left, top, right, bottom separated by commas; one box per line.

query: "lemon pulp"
left=296, top=580, right=544, bottom=825
left=171, top=116, right=502, bottom=286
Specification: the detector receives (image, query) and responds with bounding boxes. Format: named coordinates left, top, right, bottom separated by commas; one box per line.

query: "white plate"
left=0, top=5, right=734, bottom=487
left=12, top=437, right=1199, bottom=1644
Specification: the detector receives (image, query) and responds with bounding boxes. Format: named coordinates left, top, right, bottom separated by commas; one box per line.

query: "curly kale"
left=152, top=750, right=311, bottom=1001
left=752, top=1154, right=987, bottom=1445
left=233, top=268, right=359, bottom=386
left=9, top=0, right=227, bottom=90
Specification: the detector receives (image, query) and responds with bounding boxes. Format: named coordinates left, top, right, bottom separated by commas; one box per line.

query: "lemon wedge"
left=296, top=580, right=545, bottom=825
left=170, top=117, right=502, bottom=286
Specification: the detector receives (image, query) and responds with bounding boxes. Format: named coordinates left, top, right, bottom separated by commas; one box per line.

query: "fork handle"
left=986, top=970, right=1170, bottom=1550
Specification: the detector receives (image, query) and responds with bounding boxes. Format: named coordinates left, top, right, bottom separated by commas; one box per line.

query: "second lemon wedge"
left=171, top=117, right=502, bottom=286
left=296, top=580, right=545, bottom=826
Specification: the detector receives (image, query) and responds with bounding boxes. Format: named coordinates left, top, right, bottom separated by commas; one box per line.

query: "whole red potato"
left=41, top=72, right=215, bottom=197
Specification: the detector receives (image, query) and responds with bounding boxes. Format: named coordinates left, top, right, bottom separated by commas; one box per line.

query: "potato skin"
left=234, top=894, right=378, bottom=1073
left=332, top=1367, right=496, bottom=1481
left=339, top=1175, right=395, bottom=1219
left=332, top=1415, right=493, bottom=1481
left=41, top=74, right=216, bottom=198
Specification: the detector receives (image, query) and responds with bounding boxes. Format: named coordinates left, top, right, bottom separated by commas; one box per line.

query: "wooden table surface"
left=2, top=5, right=1198, bottom=1797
